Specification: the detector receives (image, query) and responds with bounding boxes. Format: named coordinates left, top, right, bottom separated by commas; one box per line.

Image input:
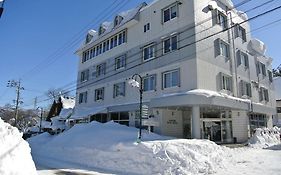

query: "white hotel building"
left=73, top=0, right=276, bottom=143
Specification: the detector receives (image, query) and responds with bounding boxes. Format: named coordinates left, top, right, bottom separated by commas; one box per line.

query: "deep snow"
left=28, top=121, right=281, bottom=175
left=0, top=118, right=37, bottom=175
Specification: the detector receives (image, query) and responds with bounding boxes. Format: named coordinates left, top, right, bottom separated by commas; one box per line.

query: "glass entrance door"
left=203, top=121, right=222, bottom=142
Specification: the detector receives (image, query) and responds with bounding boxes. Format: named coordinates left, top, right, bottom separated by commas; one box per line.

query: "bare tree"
left=45, top=88, right=69, bottom=101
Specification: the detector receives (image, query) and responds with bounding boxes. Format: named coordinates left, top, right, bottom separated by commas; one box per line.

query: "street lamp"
left=128, top=74, right=143, bottom=142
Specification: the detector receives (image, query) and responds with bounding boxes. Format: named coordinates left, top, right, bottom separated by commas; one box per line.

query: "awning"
left=150, top=89, right=275, bottom=114
left=70, top=106, right=107, bottom=120
left=150, top=91, right=249, bottom=110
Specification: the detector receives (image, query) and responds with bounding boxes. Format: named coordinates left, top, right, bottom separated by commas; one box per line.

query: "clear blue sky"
left=0, top=0, right=280, bottom=109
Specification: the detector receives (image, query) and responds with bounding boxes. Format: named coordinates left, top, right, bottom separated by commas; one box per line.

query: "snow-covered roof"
left=274, top=77, right=281, bottom=100
left=78, top=2, right=147, bottom=51
left=60, top=96, right=75, bottom=109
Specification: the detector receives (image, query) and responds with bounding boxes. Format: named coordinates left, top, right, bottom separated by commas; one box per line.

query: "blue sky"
left=0, top=0, right=280, bottom=109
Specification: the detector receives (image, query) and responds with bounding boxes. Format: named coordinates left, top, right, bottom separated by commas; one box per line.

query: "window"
left=106, top=40, right=110, bottom=51
left=144, top=23, right=150, bottom=32
left=103, top=42, right=106, bottom=53
left=115, top=55, right=126, bottom=70
left=143, top=44, right=156, bottom=61
left=268, top=70, right=273, bottom=82
left=259, top=87, right=269, bottom=102
left=215, top=39, right=230, bottom=58
left=113, top=82, right=125, bottom=97
left=240, top=80, right=251, bottom=97
left=96, top=45, right=100, bottom=56
left=257, top=62, right=267, bottom=76
left=110, top=112, right=129, bottom=126
left=78, top=91, right=87, bottom=104
left=99, top=26, right=106, bottom=35
left=96, top=63, right=106, bottom=77
left=217, top=11, right=227, bottom=29
left=221, top=73, right=232, bottom=91
left=80, top=69, right=89, bottom=82
left=143, top=74, right=156, bottom=92
left=114, top=16, right=123, bottom=27
left=110, top=38, right=114, bottom=49
left=163, top=35, right=178, bottom=54
left=249, top=114, right=267, bottom=134
left=277, top=107, right=281, bottom=113
left=113, top=35, right=118, bottom=47
left=235, top=24, right=247, bottom=42
left=237, top=50, right=249, bottom=68
left=163, top=4, right=178, bottom=23
left=95, top=87, right=104, bottom=101
left=163, top=69, right=180, bottom=89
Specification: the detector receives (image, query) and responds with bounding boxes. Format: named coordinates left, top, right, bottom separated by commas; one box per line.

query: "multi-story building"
left=72, top=0, right=276, bottom=143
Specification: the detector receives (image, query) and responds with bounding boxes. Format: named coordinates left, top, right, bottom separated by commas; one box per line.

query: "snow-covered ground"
left=0, top=118, right=37, bottom=175
left=28, top=121, right=281, bottom=175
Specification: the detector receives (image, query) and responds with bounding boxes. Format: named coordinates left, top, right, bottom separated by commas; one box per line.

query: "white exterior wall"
left=232, top=110, right=249, bottom=143
left=74, top=0, right=276, bottom=142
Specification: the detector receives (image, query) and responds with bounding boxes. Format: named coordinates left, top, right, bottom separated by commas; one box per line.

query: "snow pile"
left=29, top=121, right=232, bottom=174
left=0, top=118, right=37, bottom=175
left=248, top=127, right=281, bottom=148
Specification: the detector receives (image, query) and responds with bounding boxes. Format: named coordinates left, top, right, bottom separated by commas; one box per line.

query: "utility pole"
left=37, top=107, right=43, bottom=133
left=34, top=97, right=37, bottom=109
left=7, top=79, right=24, bottom=127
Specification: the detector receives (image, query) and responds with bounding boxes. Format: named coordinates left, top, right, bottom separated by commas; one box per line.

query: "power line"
left=21, top=0, right=274, bottom=106
left=22, top=4, right=281, bottom=108
left=20, top=0, right=131, bottom=81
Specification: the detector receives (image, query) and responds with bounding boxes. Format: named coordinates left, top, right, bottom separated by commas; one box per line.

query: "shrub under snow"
left=0, top=118, right=37, bottom=175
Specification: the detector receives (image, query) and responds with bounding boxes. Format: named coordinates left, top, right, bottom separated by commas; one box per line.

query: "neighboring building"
left=274, top=77, right=281, bottom=126
left=72, top=0, right=276, bottom=143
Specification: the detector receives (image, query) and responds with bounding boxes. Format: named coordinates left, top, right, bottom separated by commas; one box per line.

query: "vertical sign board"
left=142, top=105, right=149, bottom=119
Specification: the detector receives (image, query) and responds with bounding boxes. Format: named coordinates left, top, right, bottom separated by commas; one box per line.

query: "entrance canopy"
left=150, top=89, right=275, bottom=114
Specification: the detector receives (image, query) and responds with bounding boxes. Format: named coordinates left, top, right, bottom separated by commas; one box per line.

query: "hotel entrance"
left=201, top=108, right=233, bottom=143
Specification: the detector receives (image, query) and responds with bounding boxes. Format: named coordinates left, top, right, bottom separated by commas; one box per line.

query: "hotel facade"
left=73, top=0, right=276, bottom=143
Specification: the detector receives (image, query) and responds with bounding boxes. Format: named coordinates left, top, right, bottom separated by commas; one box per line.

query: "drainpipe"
left=227, top=9, right=239, bottom=97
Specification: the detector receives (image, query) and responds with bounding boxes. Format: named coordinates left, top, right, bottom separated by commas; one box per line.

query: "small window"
left=163, top=4, right=178, bottom=23
left=110, top=38, right=114, bottom=49
left=217, top=40, right=230, bottom=58
left=163, top=69, right=180, bottom=89
left=143, top=74, right=156, bottom=92
left=144, top=23, right=150, bottom=33
left=96, top=63, right=106, bottom=77
left=113, top=82, right=125, bottom=98
left=115, top=55, right=126, bottom=70
left=277, top=107, right=281, bottom=113
left=95, top=87, right=104, bottom=101
left=259, top=87, right=269, bottom=102
left=235, top=24, right=247, bottom=42
left=237, top=50, right=249, bottom=68
left=78, top=91, right=88, bottom=104
left=217, top=11, right=227, bottom=29
left=221, top=73, right=232, bottom=91
left=143, top=44, right=156, bottom=61
left=268, top=70, right=273, bottom=82
left=114, top=36, right=118, bottom=47
left=163, top=35, right=178, bottom=54
left=240, top=80, right=251, bottom=97
left=114, top=16, right=123, bottom=27
left=261, top=63, right=266, bottom=76
left=80, top=69, right=89, bottom=82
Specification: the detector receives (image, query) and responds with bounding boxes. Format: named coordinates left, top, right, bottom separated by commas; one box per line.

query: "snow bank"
left=0, top=118, right=37, bottom=175
left=248, top=127, right=281, bottom=148
left=29, top=121, right=231, bottom=174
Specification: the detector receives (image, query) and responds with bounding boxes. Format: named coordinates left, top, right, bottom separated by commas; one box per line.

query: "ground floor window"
left=110, top=112, right=129, bottom=126
left=249, top=113, right=267, bottom=135
left=90, top=114, right=107, bottom=123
